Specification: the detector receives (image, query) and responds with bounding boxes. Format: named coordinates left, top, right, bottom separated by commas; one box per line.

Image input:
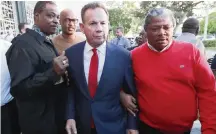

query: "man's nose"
left=96, top=24, right=103, bottom=32
left=158, top=28, right=166, bottom=36
left=53, top=17, right=59, bottom=25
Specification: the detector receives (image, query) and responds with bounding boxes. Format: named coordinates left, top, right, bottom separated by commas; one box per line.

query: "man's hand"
left=127, top=129, right=139, bottom=134
left=120, top=91, right=138, bottom=116
left=66, top=119, right=77, bottom=134
left=53, top=51, right=69, bottom=75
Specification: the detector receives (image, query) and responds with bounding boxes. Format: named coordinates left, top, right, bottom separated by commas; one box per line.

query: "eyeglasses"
left=65, top=18, right=78, bottom=24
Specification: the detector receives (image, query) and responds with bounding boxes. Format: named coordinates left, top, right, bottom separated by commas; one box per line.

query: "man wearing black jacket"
left=6, top=1, right=68, bottom=134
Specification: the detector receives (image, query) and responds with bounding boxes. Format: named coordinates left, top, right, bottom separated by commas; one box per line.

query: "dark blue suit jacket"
left=65, top=41, right=137, bottom=134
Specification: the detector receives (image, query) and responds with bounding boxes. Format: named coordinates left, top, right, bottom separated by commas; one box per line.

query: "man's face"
left=146, top=16, right=173, bottom=49
left=60, top=12, right=78, bottom=35
left=80, top=8, right=109, bottom=47
left=35, top=3, right=59, bottom=35
left=115, top=29, right=123, bottom=37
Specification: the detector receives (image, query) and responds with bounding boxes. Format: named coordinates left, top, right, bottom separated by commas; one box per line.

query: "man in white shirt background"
left=1, top=39, right=20, bottom=134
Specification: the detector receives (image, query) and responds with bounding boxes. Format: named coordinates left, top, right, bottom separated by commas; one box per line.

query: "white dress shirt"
left=84, top=42, right=106, bottom=84
left=0, top=39, right=13, bottom=106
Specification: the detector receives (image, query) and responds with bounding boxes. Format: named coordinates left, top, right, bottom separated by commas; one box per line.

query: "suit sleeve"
left=6, top=41, right=60, bottom=99
left=194, top=48, right=216, bottom=134
left=66, top=66, right=76, bottom=120
left=123, top=52, right=138, bottom=130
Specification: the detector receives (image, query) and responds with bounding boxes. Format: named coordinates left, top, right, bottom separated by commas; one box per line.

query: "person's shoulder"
left=75, top=32, right=86, bottom=41
left=11, top=31, right=40, bottom=50
left=108, top=41, right=129, bottom=52
left=173, top=40, right=195, bottom=48
left=107, top=41, right=131, bottom=58
left=52, top=34, right=61, bottom=41
left=172, top=40, right=200, bottom=56
left=131, top=43, right=147, bottom=55
left=66, top=41, right=85, bottom=53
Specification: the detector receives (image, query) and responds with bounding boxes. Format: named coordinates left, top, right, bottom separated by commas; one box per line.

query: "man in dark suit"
left=65, top=2, right=138, bottom=134
left=6, top=1, right=69, bottom=134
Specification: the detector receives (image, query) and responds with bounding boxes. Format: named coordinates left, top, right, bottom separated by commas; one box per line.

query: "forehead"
left=42, top=3, right=59, bottom=14
left=61, top=11, right=77, bottom=19
left=149, top=16, right=172, bottom=27
left=84, top=8, right=108, bottom=22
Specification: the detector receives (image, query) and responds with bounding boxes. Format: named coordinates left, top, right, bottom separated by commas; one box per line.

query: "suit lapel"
left=94, top=42, right=114, bottom=99
left=75, top=42, right=91, bottom=100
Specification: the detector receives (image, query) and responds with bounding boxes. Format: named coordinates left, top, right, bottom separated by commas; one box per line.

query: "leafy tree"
left=200, top=12, right=216, bottom=35
left=134, top=1, right=204, bottom=31
left=107, top=1, right=140, bottom=36
left=108, top=8, right=132, bottom=34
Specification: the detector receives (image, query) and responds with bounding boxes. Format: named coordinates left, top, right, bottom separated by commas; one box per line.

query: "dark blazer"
left=65, top=41, right=137, bottom=134
left=6, top=29, right=67, bottom=134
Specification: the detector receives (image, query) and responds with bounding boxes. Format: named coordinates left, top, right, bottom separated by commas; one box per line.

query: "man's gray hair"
left=143, top=7, right=176, bottom=30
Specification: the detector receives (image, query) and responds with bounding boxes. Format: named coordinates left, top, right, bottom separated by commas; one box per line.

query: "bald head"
left=60, top=9, right=78, bottom=35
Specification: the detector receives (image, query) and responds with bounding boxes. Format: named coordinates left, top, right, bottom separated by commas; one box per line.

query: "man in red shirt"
left=121, top=7, right=216, bottom=134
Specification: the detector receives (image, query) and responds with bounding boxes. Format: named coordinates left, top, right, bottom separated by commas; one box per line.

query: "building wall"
left=0, top=1, right=35, bottom=37
left=0, top=1, right=18, bottom=35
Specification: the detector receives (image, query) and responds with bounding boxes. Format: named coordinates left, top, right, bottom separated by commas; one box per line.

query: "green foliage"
left=135, top=1, right=204, bottom=30
left=108, top=8, right=133, bottom=34
left=200, top=12, right=216, bottom=34
left=203, top=40, right=216, bottom=47
left=108, top=1, right=142, bottom=35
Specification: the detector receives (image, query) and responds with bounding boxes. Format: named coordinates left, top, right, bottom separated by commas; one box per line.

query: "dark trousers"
left=91, top=128, right=97, bottom=134
left=1, top=99, right=21, bottom=134
left=139, top=120, right=190, bottom=134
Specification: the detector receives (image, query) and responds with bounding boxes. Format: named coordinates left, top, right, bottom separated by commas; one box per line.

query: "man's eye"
left=90, top=23, right=96, bottom=25
left=48, top=14, right=53, bottom=17
left=164, top=27, right=171, bottom=30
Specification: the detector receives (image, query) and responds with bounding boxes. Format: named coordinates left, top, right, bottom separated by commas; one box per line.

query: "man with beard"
left=52, top=9, right=85, bottom=54
left=6, top=1, right=69, bottom=134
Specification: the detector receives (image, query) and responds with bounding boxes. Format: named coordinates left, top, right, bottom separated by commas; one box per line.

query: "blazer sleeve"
left=65, top=51, right=76, bottom=120
left=123, top=52, right=138, bottom=130
left=6, top=40, right=60, bottom=100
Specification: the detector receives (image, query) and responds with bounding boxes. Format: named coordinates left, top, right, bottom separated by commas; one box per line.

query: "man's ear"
left=195, top=28, right=199, bottom=36
left=79, top=23, right=85, bottom=34
left=34, top=13, right=39, bottom=22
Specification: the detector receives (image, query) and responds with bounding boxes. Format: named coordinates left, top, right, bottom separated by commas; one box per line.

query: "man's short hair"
left=116, top=26, right=124, bottom=33
left=18, top=23, right=28, bottom=33
left=182, top=18, right=199, bottom=33
left=81, top=2, right=109, bottom=23
left=33, top=1, right=56, bottom=15
left=144, top=7, right=176, bottom=31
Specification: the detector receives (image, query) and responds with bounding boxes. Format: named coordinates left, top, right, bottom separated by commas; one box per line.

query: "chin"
left=66, top=32, right=74, bottom=35
left=95, top=40, right=105, bottom=46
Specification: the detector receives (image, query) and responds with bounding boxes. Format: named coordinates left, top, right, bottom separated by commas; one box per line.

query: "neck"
left=32, top=24, right=48, bottom=36
left=149, top=40, right=172, bottom=51
left=87, top=40, right=105, bottom=48
left=61, top=33, right=76, bottom=42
